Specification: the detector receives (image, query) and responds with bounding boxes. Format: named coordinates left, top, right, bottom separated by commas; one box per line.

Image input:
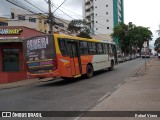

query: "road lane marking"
left=98, top=92, right=111, bottom=102
left=115, top=83, right=122, bottom=89
left=74, top=117, right=81, bottom=120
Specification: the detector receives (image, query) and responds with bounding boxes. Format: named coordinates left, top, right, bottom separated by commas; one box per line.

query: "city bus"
left=23, top=34, right=117, bottom=79
left=141, top=47, right=151, bottom=58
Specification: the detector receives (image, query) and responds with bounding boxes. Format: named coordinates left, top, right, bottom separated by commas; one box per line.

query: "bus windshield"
left=23, top=35, right=56, bottom=74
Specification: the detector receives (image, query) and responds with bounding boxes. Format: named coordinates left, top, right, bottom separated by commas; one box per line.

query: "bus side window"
left=108, top=44, right=113, bottom=56
left=111, top=45, right=116, bottom=54
left=79, top=41, right=89, bottom=55
left=89, top=42, right=96, bottom=54
left=103, top=44, right=108, bottom=54
left=58, top=39, right=69, bottom=56
left=97, top=43, right=103, bottom=54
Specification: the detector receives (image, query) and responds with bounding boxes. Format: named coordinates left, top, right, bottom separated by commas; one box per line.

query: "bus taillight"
left=53, top=57, right=58, bottom=70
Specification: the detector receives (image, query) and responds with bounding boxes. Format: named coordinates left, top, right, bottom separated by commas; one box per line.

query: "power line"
left=6, top=0, right=38, bottom=14
left=53, top=0, right=66, bottom=13
left=51, top=2, right=82, bottom=18
left=51, top=3, right=74, bottom=20
left=23, top=0, right=46, bottom=13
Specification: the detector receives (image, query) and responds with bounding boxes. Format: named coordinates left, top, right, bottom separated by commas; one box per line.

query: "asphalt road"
left=0, top=58, right=146, bottom=120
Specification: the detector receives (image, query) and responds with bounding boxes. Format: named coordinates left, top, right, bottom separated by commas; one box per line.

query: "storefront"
left=0, top=26, right=45, bottom=84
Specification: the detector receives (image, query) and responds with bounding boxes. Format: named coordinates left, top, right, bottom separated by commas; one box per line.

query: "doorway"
left=67, top=41, right=81, bottom=76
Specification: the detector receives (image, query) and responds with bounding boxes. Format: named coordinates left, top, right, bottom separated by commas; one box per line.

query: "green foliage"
left=77, top=28, right=92, bottom=39
left=67, top=20, right=82, bottom=33
left=67, top=19, right=92, bottom=39
left=111, top=22, right=152, bottom=54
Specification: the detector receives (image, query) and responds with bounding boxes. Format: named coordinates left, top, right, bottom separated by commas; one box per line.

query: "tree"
left=111, top=22, right=152, bottom=54
left=67, top=19, right=92, bottom=39
left=111, top=22, right=129, bottom=53
left=131, top=26, right=152, bottom=51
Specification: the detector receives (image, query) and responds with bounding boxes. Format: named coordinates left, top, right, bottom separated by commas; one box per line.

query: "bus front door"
left=68, top=41, right=81, bottom=77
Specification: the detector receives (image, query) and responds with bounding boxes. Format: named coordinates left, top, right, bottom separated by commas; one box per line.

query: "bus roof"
left=54, top=33, right=115, bottom=44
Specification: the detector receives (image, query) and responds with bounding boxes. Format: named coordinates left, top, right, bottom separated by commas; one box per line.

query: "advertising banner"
left=23, top=35, right=55, bottom=74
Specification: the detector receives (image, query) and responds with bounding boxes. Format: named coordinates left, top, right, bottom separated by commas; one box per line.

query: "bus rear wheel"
left=86, top=65, right=93, bottom=79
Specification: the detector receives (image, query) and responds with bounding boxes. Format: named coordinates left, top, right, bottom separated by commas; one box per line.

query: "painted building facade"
left=8, top=8, right=48, bottom=33
left=0, top=26, right=45, bottom=84
left=8, top=8, right=70, bottom=34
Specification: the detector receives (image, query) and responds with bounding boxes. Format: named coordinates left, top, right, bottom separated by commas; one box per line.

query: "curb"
left=0, top=78, right=39, bottom=90
left=131, top=57, right=153, bottom=77
left=0, top=77, right=57, bottom=90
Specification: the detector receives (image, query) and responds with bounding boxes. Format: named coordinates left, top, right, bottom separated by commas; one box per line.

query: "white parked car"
left=117, top=54, right=124, bottom=63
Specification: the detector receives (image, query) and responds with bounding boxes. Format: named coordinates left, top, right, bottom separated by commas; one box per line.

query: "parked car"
left=117, top=54, right=123, bottom=63
left=125, top=55, right=131, bottom=61
left=135, top=53, right=140, bottom=58
left=131, top=55, right=136, bottom=59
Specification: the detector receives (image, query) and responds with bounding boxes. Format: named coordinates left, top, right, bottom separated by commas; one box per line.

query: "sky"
left=0, top=0, right=160, bottom=48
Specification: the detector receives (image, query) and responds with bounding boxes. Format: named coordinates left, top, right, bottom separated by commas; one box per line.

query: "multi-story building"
left=8, top=8, right=48, bottom=33
left=8, top=8, right=70, bottom=34
left=83, top=0, right=124, bottom=44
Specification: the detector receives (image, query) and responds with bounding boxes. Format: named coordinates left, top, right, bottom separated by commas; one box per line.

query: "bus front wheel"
left=86, top=65, right=93, bottom=79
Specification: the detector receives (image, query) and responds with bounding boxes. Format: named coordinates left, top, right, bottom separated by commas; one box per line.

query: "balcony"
left=85, top=0, right=90, bottom=5
left=85, top=12, right=91, bottom=18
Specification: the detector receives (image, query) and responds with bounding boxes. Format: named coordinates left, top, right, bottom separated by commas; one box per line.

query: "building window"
left=106, top=12, right=108, bottom=15
left=95, top=14, right=97, bottom=16
left=0, top=22, right=8, bottom=26
left=96, top=21, right=98, bottom=23
left=107, top=27, right=109, bottom=29
left=96, top=28, right=98, bottom=30
left=2, top=48, right=20, bottom=72
left=106, top=19, right=109, bottom=22
left=58, top=23, right=64, bottom=28
left=106, top=5, right=108, bottom=7
left=11, top=12, right=14, bottom=19
left=18, top=15, right=25, bottom=21
left=95, top=6, right=97, bottom=8
left=29, top=17, right=36, bottom=23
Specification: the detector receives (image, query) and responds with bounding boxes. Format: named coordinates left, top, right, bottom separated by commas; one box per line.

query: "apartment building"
left=83, top=0, right=124, bottom=43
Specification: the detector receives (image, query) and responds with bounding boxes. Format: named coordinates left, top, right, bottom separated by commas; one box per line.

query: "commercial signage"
left=0, top=28, right=23, bottom=35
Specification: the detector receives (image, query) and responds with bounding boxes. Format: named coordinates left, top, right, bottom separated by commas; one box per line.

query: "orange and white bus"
left=23, top=34, right=117, bottom=79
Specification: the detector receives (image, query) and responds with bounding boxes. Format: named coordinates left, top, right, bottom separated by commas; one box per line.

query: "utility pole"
left=48, top=0, right=53, bottom=34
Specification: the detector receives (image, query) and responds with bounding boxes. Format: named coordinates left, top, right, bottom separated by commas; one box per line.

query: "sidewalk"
left=78, top=57, right=160, bottom=120
left=0, top=78, right=39, bottom=90
left=0, top=77, right=54, bottom=90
